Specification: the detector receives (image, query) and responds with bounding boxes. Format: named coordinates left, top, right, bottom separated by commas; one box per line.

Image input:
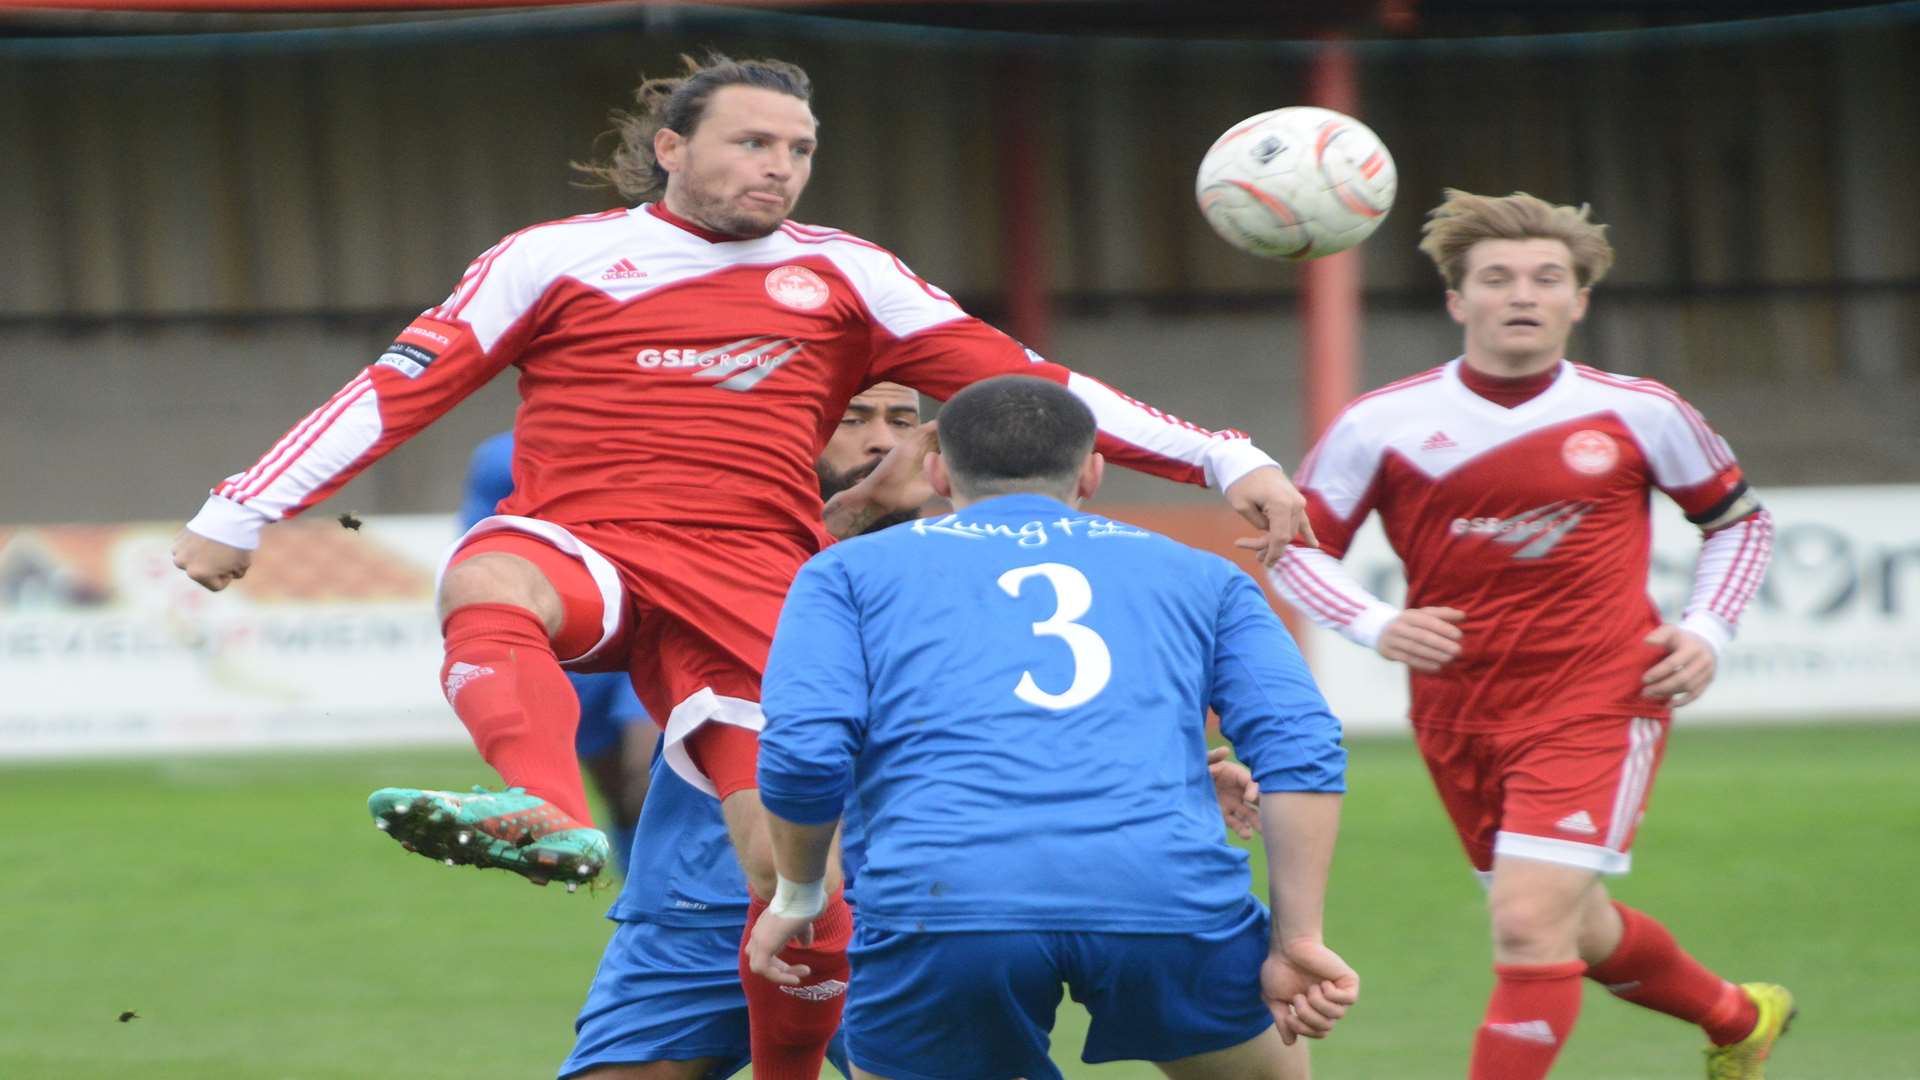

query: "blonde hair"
left=1418, top=189, right=1614, bottom=290
left=573, top=52, right=812, bottom=202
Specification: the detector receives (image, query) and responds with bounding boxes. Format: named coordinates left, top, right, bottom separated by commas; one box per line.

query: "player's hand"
left=862, top=419, right=939, bottom=514
left=171, top=529, right=252, bottom=592
left=1262, top=938, right=1360, bottom=1045
left=822, top=421, right=939, bottom=541
left=1226, top=466, right=1318, bottom=566
left=1641, top=624, right=1717, bottom=707
left=1208, top=746, right=1261, bottom=840
left=744, top=908, right=816, bottom=986
left=1376, top=607, right=1467, bottom=672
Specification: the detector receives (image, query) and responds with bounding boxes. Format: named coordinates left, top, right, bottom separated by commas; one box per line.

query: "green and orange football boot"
left=367, top=786, right=609, bottom=891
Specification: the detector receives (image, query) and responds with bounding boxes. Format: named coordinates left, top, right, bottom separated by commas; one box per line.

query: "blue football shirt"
left=758, top=493, right=1345, bottom=934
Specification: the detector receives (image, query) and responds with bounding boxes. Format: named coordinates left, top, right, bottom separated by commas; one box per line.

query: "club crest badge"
left=1562, top=429, right=1619, bottom=475
left=765, top=265, right=829, bottom=311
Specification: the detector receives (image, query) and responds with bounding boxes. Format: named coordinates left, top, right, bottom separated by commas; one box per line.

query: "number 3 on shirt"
left=996, top=562, right=1112, bottom=710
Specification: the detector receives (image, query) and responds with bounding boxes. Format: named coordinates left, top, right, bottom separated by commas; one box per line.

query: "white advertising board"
left=0, top=516, right=463, bottom=759
left=2, top=486, right=1915, bottom=759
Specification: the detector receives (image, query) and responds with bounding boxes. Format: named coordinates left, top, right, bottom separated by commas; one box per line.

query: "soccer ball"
left=1195, top=106, right=1397, bottom=261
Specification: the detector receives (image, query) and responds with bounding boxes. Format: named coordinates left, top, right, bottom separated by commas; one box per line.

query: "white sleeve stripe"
left=233, top=378, right=378, bottom=506
left=1064, top=372, right=1248, bottom=473
left=1688, top=511, right=1772, bottom=628
left=219, top=373, right=375, bottom=502
left=1271, top=551, right=1363, bottom=626
left=1710, top=514, right=1772, bottom=622
left=1577, top=368, right=1734, bottom=472
left=241, top=390, right=385, bottom=519
left=1704, top=516, right=1760, bottom=615
left=1278, top=556, right=1362, bottom=622
left=445, top=236, right=521, bottom=321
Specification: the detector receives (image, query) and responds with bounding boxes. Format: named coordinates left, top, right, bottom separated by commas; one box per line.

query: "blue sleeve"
left=1210, top=569, right=1347, bottom=794
left=758, top=551, right=868, bottom=826
left=458, top=431, right=517, bottom=530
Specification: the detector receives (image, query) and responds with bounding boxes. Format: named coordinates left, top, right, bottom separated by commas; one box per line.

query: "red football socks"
left=1469, top=960, right=1585, bottom=1080
left=1587, top=901, right=1758, bottom=1045
left=440, top=603, right=590, bottom=824
left=740, top=889, right=854, bottom=1080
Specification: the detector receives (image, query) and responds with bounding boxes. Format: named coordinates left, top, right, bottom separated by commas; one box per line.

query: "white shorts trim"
left=661, top=687, right=767, bottom=798
left=1606, top=717, right=1664, bottom=850
left=1494, top=831, right=1633, bottom=876
left=436, top=515, right=626, bottom=668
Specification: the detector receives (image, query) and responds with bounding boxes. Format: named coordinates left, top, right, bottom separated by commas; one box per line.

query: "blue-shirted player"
left=462, top=431, right=658, bottom=872
left=560, top=382, right=929, bottom=1080
left=748, top=376, right=1359, bottom=1080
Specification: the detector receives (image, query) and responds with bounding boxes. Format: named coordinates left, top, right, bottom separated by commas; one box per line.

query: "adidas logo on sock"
left=1488, top=1019, right=1558, bottom=1045
left=444, top=661, right=496, bottom=703
left=1555, top=809, right=1599, bottom=835
left=778, top=979, right=848, bottom=1002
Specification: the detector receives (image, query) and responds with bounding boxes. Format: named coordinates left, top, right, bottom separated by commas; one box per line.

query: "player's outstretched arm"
left=171, top=530, right=252, bottom=592
left=1257, top=791, right=1358, bottom=1045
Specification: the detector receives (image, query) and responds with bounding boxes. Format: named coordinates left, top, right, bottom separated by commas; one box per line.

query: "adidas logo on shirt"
left=1487, top=1019, right=1558, bottom=1045
left=1420, top=430, right=1459, bottom=451
left=600, top=258, right=648, bottom=281
left=1555, top=809, right=1599, bottom=836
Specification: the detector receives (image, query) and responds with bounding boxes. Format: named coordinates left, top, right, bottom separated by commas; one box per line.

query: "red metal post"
left=996, top=56, right=1052, bottom=356
left=1300, top=43, right=1362, bottom=448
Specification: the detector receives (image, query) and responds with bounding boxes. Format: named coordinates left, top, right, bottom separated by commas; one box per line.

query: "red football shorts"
left=443, top=515, right=816, bottom=800
left=1414, top=714, right=1669, bottom=876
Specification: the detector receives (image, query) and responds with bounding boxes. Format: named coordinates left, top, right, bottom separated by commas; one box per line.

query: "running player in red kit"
left=171, top=55, right=1312, bottom=1080
left=1267, top=190, right=1788, bottom=1080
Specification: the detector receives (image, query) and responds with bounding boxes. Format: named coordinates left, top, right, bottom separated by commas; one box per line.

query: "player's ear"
left=1571, top=286, right=1591, bottom=324
left=1073, top=452, right=1104, bottom=505
left=654, top=127, right=685, bottom=175
left=926, top=452, right=953, bottom=500
left=1444, top=289, right=1466, bottom=325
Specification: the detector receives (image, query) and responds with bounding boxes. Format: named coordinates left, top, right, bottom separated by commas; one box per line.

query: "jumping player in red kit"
left=171, top=55, right=1313, bottom=1080
left=1267, top=190, right=1789, bottom=1080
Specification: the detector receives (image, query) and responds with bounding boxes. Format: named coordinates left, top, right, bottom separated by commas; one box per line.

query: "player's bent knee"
left=437, top=553, right=564, bottom=632
left=1487, top=893, right=1583, bottom=958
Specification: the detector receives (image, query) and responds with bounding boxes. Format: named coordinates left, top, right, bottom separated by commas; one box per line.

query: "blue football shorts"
left=844, top=897, right=1275, bottom=1080
left=560, top=918, right=850, bottom=1080
left=569, top=671, right=649, bottom=759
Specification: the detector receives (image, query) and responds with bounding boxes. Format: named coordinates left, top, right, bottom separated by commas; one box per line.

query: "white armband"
left=768, top=874, right=828, bottom=920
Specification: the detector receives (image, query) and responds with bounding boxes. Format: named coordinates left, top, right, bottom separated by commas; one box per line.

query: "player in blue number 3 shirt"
left=747, top=375, right=1360, bottom=1080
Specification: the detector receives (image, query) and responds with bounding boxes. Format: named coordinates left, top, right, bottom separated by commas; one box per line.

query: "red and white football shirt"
left=1270, top=358, right=1771, bottom=732
left=188, top=203, right=1274, bottom=550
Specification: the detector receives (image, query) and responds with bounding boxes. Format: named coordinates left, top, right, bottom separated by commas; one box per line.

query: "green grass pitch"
left=3, top=722, right=1914, bottom=1079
